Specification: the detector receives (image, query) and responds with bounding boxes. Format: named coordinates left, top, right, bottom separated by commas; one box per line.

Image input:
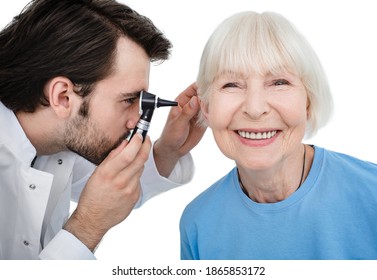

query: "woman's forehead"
left=214, top=66, right=297, bottom=80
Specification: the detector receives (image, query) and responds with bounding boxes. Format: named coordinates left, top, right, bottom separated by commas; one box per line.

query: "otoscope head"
left=128, top=90, right=178, bottom=142
left=139, top=90, right=178, bottom=113
left=139, top=91, right=156, bottom=112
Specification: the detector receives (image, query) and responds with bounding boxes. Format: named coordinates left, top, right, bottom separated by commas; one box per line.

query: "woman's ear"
left=199, top=97, right=210, bottom=127
left=46, top=77, right=76, bottom=118
left=306, top=96, right=311, bottom=120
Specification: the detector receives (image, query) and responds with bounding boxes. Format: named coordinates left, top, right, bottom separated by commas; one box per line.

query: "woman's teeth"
left=238, top=130, right=277, bottom=140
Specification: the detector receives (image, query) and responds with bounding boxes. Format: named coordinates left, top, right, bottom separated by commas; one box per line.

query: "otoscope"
left=128, top=91, right=178, bottom=142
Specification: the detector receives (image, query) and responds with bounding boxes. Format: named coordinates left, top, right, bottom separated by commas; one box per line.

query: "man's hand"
left=64, top=134, right=151, bottom=251
left=153, top=83, right=206, bottom=177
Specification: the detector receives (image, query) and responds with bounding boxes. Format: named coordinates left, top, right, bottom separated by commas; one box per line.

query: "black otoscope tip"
left=157, top=98, right=178, bottom=108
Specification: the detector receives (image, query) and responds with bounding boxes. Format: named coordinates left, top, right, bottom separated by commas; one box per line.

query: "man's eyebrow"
left=119, top=91, right=141, bottom=98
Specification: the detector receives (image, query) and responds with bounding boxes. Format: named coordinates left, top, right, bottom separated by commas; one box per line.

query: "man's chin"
left=67, top=147, right=106, bottom=166
left=66, top=133, right=129, bottom=166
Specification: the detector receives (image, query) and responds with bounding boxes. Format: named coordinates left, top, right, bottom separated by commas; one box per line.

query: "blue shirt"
left=180, top=146, right=377, bottom=259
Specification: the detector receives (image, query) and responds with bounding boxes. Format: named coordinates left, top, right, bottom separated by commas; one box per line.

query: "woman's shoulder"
left=316, top=145, right=377, bottom=178
left=321, top=146, right=377, bottom=166
left=181, top=168, right=237, bottom=217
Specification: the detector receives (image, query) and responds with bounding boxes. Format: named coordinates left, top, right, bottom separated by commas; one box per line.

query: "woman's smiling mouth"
left=237, top=130, right=278, bottom=140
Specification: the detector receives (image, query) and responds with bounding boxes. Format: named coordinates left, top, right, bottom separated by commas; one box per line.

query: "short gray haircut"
left=196, top=11, right=333, bottom=138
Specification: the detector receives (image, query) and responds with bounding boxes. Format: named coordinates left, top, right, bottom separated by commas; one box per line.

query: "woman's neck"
left=237, top=144, right=314, bottom=203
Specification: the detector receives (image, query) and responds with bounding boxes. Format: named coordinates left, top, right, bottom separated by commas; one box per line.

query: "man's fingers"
left=105, top=140, right=128, bottom=161
left=171, top=95, right=200, bottom=124
left=175, top=83, right=198, bottom=106
left=101, top=133, right=149, bottom=175
left=117, top=135, right=151, bottom=178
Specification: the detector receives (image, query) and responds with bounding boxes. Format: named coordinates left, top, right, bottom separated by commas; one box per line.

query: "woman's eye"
left=273, top=79, right=290, bottom=86
left=222, top=82, right=238, bottom=88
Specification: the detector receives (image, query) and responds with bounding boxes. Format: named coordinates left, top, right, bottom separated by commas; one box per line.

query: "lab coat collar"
left=0, top=102, right=37, bottom=166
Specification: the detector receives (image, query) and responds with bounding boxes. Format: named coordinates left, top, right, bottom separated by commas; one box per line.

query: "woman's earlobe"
left=306, top=97, right=311, bottom=119
left=200, top=98, right=210, bottom=118
left=198, top=98, right=210, bottom=127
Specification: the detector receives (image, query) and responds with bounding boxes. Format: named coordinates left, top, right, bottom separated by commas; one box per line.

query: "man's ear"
left=46, top=77, right=76, bottom=118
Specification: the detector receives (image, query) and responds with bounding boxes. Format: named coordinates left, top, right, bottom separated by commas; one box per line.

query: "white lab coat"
left=0, top=102, right=194, bottom=259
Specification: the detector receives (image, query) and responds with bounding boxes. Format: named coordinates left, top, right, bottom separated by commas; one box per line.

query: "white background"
left=1, top=0, right=377, bottom=265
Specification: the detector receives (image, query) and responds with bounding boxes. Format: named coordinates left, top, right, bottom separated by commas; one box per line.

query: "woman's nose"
left=243, top=88, right=270, bottom=120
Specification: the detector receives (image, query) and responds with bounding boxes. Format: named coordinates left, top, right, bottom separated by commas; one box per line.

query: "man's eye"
left=125, top=97, right=139, bottom=104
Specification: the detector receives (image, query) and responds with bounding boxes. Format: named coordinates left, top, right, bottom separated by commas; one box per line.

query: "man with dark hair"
left=0, top=0, right=205, bottom=259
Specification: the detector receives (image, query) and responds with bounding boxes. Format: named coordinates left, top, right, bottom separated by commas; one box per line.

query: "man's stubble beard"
left=63, top=101, right=129, bottom=165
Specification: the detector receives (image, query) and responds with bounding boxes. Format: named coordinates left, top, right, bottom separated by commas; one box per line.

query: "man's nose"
left=126, top=102, right=141, bottom=130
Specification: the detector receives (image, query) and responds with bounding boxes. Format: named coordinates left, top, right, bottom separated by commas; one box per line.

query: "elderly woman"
left=180, top=11, right=377, bottom=259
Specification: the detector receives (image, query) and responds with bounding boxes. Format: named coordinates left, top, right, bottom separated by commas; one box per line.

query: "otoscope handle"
left=128, top=108, right=153, bottom=142
left=129, top=125, right=149, bottom=142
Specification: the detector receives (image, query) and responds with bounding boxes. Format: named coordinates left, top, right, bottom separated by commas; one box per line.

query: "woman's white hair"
left=196, top=11, right=333, bottom=138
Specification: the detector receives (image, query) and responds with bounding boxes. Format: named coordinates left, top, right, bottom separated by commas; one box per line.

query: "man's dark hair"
left=0, top=0, right=172, bottom=112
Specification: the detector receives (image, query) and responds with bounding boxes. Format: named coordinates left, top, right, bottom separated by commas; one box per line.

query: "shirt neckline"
left=0, top=102, right=37, bottom=166
left=233, top=145, right=324, bottom=213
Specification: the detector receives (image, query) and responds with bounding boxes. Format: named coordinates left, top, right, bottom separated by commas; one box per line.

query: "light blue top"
left=180, top=146, right=377, bottom=259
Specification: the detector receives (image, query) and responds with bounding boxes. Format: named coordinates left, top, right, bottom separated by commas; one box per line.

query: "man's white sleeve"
left=39, top=230, right=96, bottom=260
left=135, top=148, right=194, bottom=208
